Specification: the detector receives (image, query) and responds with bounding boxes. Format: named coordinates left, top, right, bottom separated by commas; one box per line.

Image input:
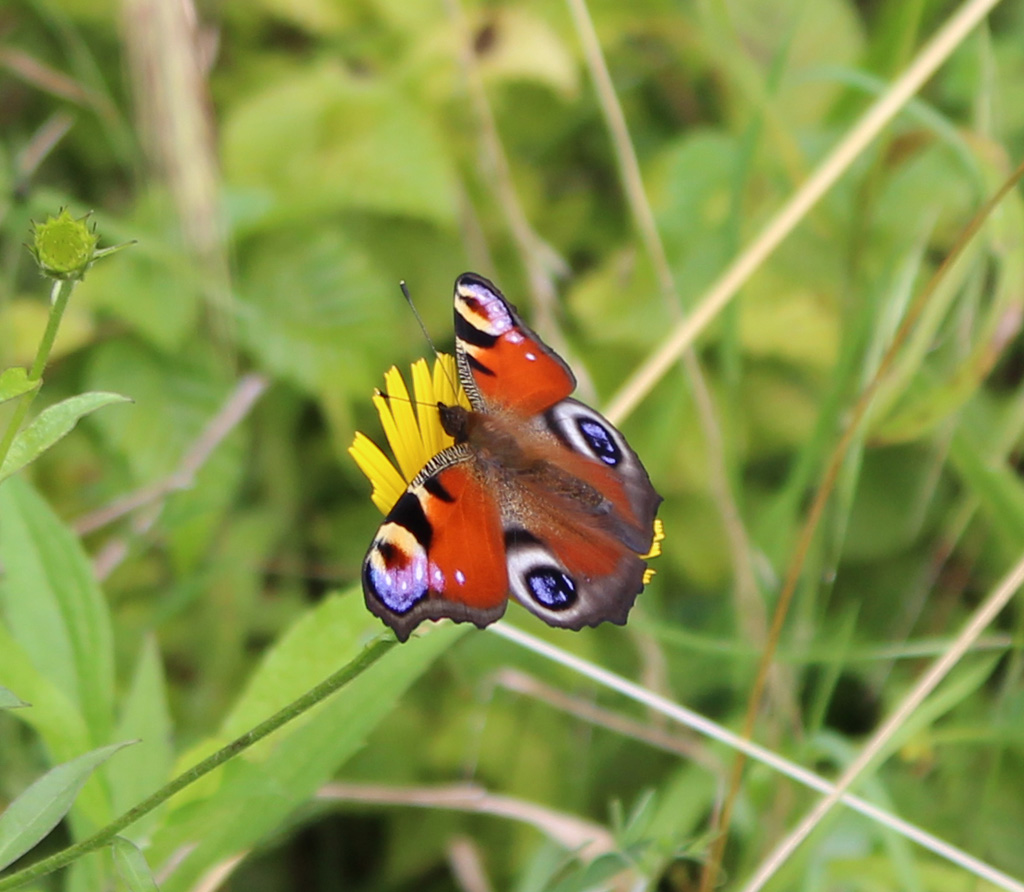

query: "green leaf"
left=111, top=836, right=160, bottom=892
left=222, top=62, right=458, bottom=227
left=0, top=477, right=115, bottom=746
left=0, top=368, right=40, bottom=405
left=0, top=391, right=131, bottom=483
left=0, top=685, right=28, bottom=709
left=149, top=594, right=465, bottom=891
left=236, top=229, right=390, bottom=398
left=0, top=621, right=114, bottom=886
left=0, top=741, right=133, bottom=871
left=474, top=9, right=578, bottom=96
left=0, top=622, right=92, bottom=760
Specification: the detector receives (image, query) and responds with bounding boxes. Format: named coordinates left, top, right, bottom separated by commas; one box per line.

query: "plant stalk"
left=0, top=278, right=75, bottom=474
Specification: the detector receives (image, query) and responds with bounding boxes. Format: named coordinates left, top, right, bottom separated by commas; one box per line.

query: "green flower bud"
left=28, top=209, right=100, bottom=281
left=27, top=209, right=134, bottom=281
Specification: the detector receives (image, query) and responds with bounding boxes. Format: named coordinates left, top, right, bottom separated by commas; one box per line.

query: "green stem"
left=0, top=636, right=396, bottom=891
left=0, top=278, right=75, bottom=473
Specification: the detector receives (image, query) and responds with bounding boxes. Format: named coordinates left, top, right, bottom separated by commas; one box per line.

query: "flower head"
left=349, top=354, right=470, bottom=515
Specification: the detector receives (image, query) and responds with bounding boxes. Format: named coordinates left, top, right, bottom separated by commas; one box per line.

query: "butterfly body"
left=363, top=273, right=661, bottom=642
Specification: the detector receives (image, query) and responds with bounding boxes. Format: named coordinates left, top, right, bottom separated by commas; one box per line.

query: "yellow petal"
left=378, top=367, right=426, bottom=479
left=639, top=518, right=665, bottom=560
left=348, top=432, right=407, bottom=515
left=433, top=353, right=468, bottom=408
left=353, top=354, right=474, bottom=517
left=411, top=358, right=444, bottom=458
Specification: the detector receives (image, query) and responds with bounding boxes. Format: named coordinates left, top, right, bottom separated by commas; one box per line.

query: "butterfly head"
left=438, top=402, right=471, bottom=444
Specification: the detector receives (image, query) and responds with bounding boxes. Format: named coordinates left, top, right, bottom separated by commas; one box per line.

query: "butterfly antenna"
left=400, top=280, right=443, bottom=358
left=400, top=280, right=459, bottom=396
left=373, top=387, right=436, bottom=409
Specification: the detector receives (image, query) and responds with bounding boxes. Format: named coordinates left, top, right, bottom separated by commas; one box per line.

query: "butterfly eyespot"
left=364, top=543, right=430, bottom=614
left=576, top=417, right=622, bottom=466
left=525, top=567, right=577, bottom=610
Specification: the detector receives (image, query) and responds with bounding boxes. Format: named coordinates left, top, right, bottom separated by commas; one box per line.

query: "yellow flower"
left=348, top=355, right=470, bottom=515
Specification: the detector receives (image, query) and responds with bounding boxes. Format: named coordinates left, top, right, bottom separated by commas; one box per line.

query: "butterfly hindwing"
left=363, top=449, right=509, bottom=642
left=454, top=272, right=575, bottom=415
left=503, top=523, right=649, bottom=629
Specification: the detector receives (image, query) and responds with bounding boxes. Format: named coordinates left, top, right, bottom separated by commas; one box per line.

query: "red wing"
left=499, top=397, right=663, bottom=631
left=541, top=398, right=662, bottom=555
left=453, top=272, right=575, bottom=416
left=363, top=455, right=509, bottom=642
left=503, top=519, right=648, bottom=630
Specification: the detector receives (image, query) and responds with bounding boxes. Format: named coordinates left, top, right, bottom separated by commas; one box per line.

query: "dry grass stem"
left=567, top=0, right=769, bottom=695
left=317, top=782, right=616, bottom=863
left=121, top=0, right=234, bottom=347
left=708, top=153, right=1024, bottom=888
left=446, top=837, right=496, bottom=892
left=82, top=373, right=268, bottom=578
left=493, top=667, right=722, bottom=770
left=444, top=0, right=583, bottom=388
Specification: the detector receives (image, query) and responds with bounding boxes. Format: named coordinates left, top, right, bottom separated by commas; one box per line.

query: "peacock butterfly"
left=362, top=273, right=662, bottom=642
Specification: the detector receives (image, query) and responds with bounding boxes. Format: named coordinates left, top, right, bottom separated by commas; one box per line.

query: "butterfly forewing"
left=541, top=398, right=662, bottom=551
left=363, top=450, right=509, bottom=642
left=453, top=272, right=575, bottom=415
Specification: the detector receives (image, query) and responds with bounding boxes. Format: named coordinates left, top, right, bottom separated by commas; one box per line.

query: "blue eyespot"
left=577, top=418, right=622, bottom=466
left=364, top=543, right=428, bottom=614
left=525, top=567, right=577, bottom=609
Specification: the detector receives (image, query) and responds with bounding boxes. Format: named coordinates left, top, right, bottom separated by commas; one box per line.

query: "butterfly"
left=362, top=273, right=662, bottom=642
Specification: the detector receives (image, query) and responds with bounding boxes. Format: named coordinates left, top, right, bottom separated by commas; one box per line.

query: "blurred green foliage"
left=2, top=0, right=1024, bottom=889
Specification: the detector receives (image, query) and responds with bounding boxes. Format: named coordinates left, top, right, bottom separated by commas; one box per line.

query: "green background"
left=2, top=0, right=1024, bottom=889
